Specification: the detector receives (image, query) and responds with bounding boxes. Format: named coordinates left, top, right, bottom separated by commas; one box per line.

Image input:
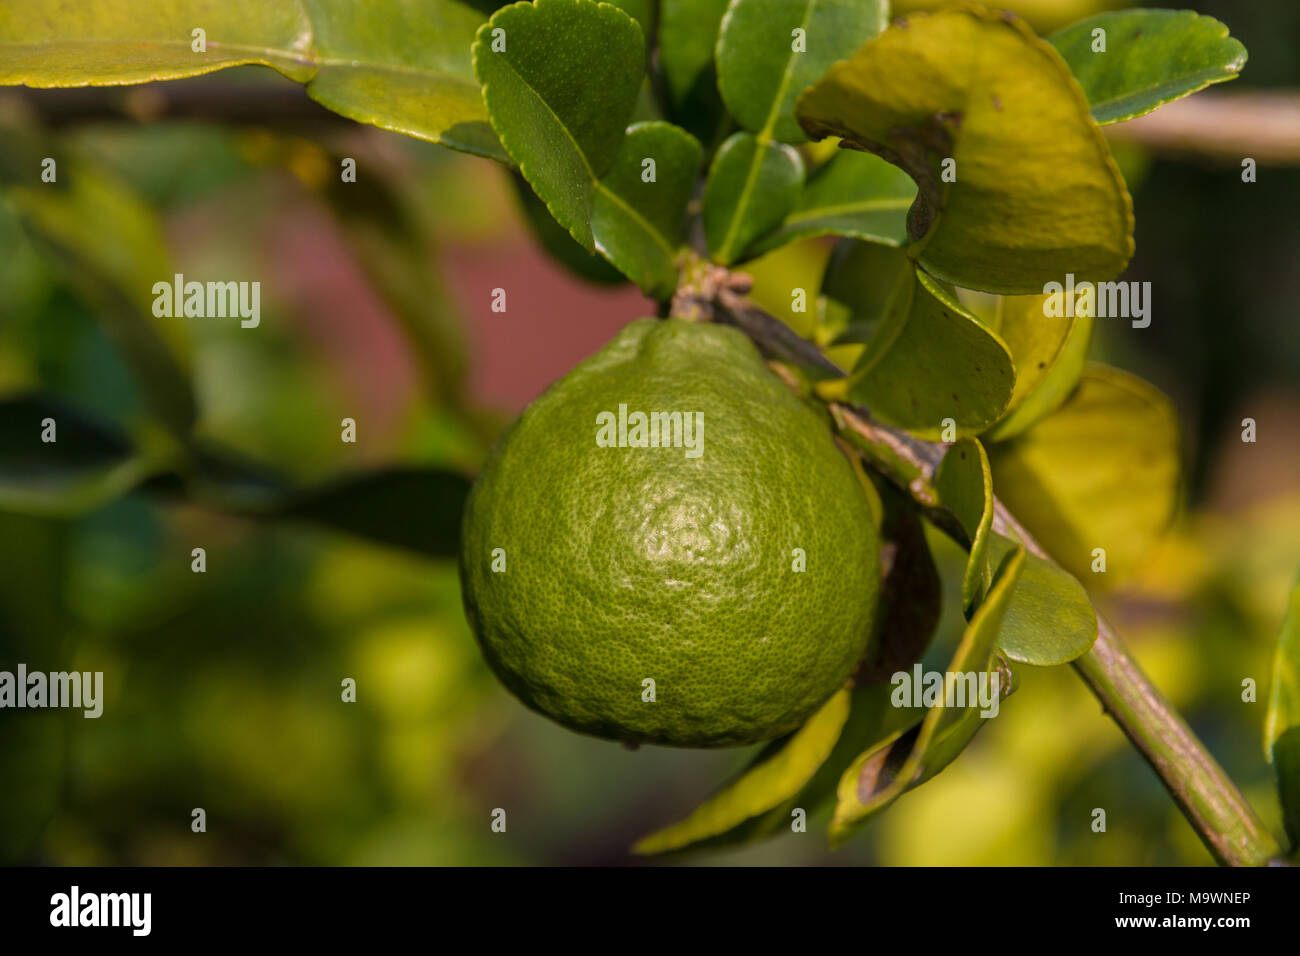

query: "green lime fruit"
left=459, top=319, right=880, bottom=747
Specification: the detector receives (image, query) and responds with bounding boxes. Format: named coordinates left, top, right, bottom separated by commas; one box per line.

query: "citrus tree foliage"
left=3, top=0, right=1290, bottom=860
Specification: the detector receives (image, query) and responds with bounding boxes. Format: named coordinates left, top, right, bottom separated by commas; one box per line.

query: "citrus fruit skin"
left=459, top=319, right=879, bottom=747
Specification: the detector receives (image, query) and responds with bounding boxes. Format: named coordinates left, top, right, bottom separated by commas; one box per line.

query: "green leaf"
left=702, top=132, right=804, bottom=265
left=476, top=1, right=697, bottom=295
left=984, top=533, right=1097, bottom=666
left=749, top=148, right=915, bottom=256
left=591, top=122, right=703, bottom=298
left=1265, top=575, right=1300, bottom=764
left=829, top=547, right=1025, bottom=848
left=278, top=468, right=472, bottom=559
left=1274, top=728, right=1300, bottom=852
left=935, top=439, right=1097, bottom=666
left=833, top=250, right=1015, bottom=438
left=474, top=0, right=644, bottom=247
left=0, top=0, right=315, bottom=85
left=0, top=1, right=507, bottom=162
left=632, top=687, right=851, bottom=855
left=303, top=0, right=505, bottom=161
left=987, top=364, right=1180, bottom=584
left=512, top=174, right=627, bottom=285
left=4, top=144, right=198, bottom=437
left=980, top=292, right=1094, bottom=442
left=658, top=0, right=731, bottom=141
left=797, top=6, right=1134, bottom=294
left=1049, top=9, right=1247, bottom=126
left=934, top=438, right=994, bottom=614
left=716, top=0, right=887, bottom=145
left=0, top=393, right=150, bottom=516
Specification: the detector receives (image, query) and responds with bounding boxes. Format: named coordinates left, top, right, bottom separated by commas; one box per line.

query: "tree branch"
left=712, top=289, right=1285, bottom=867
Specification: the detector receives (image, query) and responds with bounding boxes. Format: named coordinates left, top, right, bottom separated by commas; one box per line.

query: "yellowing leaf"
left=632, top=687, right=850, bottom=855
left=796, top=5, right=1133, bottom=294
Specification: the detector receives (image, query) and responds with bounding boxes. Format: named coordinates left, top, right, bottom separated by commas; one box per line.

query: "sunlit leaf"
left=1266, top=576, right=1300, bottom=848
left=1050, top=9, right=1246, bottom=125
left=797, top=5, right=1133, bottom=294
left=631, top=687, right=850, bottom=854
left=988, top=364, right=1180, bottom=584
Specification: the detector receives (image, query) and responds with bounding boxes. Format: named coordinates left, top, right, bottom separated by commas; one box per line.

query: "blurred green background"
left=1, top=0, right=1298, bottom=865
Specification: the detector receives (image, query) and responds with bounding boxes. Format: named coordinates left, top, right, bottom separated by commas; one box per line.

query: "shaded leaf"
left=0, top=393, right=149, bottom=516
left=658, top=0, right=731, bottom=141
left=716, top=0, right=887, bottom=145
left=934, top=438, right=994, bottom=613
left=829, top=547, right=1025, bottom=848
left=834, top=250, right=1014, bottom=438
left=632, top=687, right=850, bottom=854
left=988, top=364, right=1180, bottom=584
left=279, top=467, right=472, bottom=559
left=1274, top=729, right=1300, bottom=852
left=797, top=6, right=1133, bottom=294
left=749, top=148, right=915, bottom=256
left=1050, top=9, right=1247, bottom=126
left=702, top=132, right=803, bottom=265
left=4, top=143, right=197, bottom=436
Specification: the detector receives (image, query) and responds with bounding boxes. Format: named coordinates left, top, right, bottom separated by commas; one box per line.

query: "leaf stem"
left=713, top=289, right=1285, bottom=866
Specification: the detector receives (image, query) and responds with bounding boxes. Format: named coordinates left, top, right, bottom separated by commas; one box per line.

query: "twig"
left=712, top=289, right=1285, bottom=867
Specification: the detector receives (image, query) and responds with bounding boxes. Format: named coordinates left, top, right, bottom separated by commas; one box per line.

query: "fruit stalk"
left=708, top=290, right=1284, bottom=867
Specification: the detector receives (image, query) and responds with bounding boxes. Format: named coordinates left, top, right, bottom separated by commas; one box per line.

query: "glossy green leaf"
left=1265, top=576, right=1300, bottom=764
left=303, top=0, right=504, bottom=161
left=716, top=0, right=887, bottom=145
left=980, top=293, right=1094, bottom=442
left=4, top=147, right=197, bottom=437
left=934, top=438, right=994, bottom=614
left=632, top=687, right=851, bottom=855
left=0, top=1, right=508, bottom=162
left=797, top=6, right=1134, bottom=294
left=835, top=250, right=1015, bottom=438
left=1049, top=9, right=1247, bottom=126
left=988, top=364, right=1180, bottom=584
left=591, top=122, right=703, bottom=298
left=0, top=393, right=150, bottom=516
left=658, top=0, right=731, bottom=141
left=0, top=0, right=315, bottom=86
left=749, top=148, right=915, bottom=256
left=474, top=0, right=645, bottom=248
left=702, top=132, right=804, bottom=265
left=829, top=547, right=1025, bottom=847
